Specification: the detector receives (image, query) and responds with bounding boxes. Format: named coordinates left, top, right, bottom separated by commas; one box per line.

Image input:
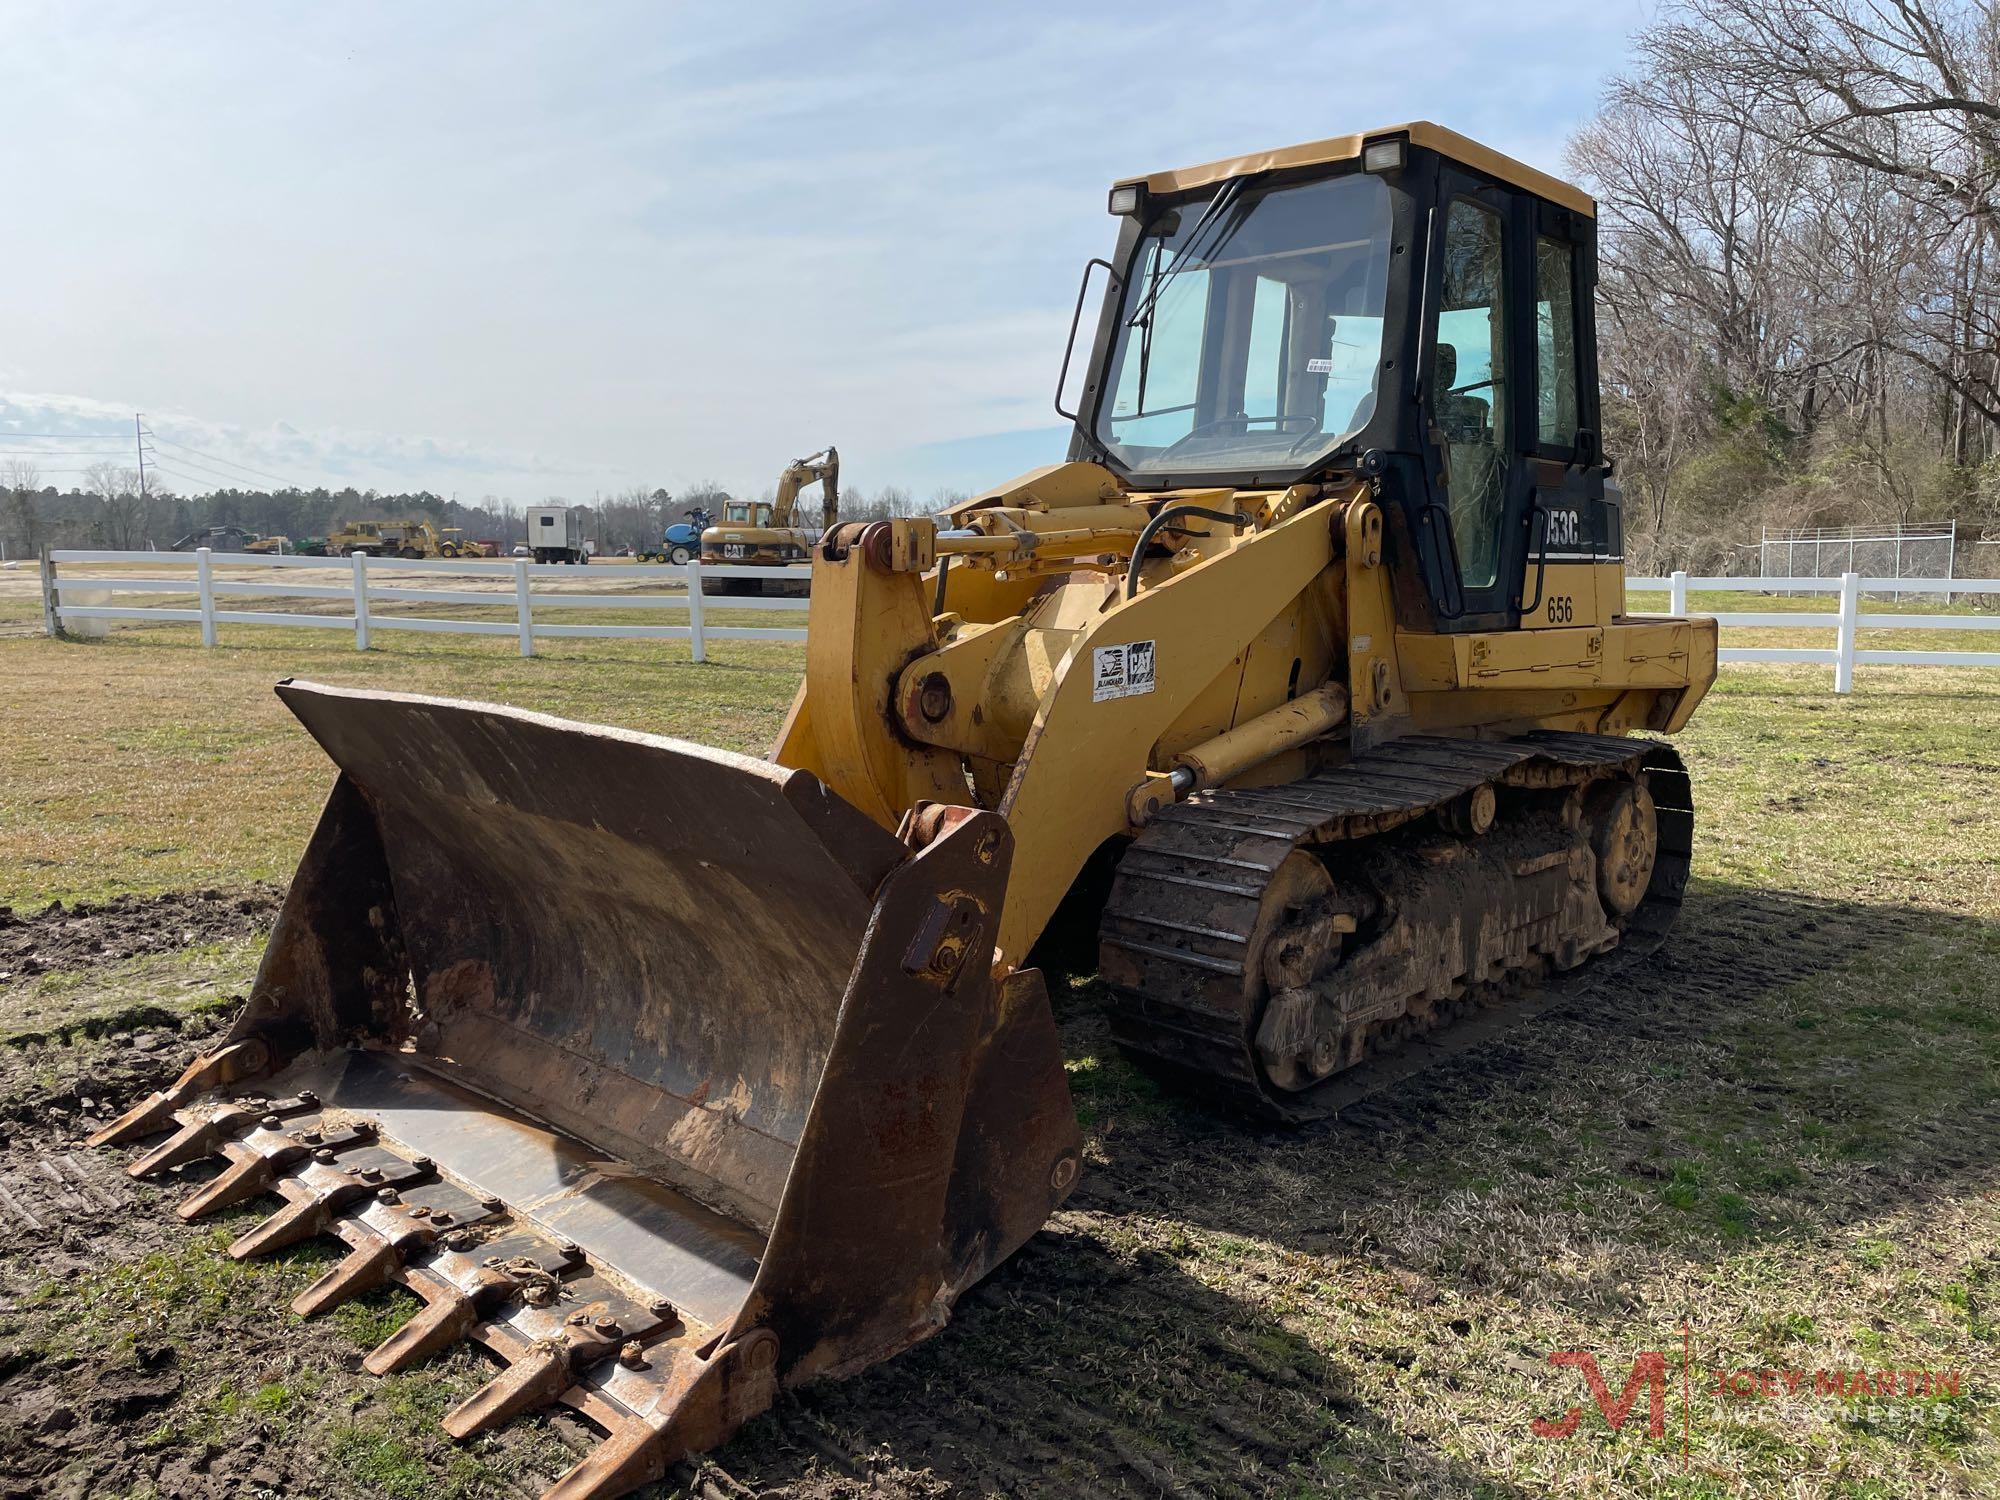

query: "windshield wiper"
left=1123, top=173, right=1260, bottom=332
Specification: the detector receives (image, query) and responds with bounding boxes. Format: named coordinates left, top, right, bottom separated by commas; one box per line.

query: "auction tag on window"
left=1093, top=640, right=1157, bottom=702
left=1306, top=357, right=1336, bottom=374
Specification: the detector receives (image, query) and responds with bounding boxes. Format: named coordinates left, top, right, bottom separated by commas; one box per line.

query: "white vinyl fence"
left=1631, top=572, right=2000, bottom=693
left=34, top=552, right=2000, bottom=694
left=39, top=547, right=807, bottom=662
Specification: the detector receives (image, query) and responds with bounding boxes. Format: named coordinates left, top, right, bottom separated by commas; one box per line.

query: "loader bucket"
left=92, top=680, right=1079, bottom=1499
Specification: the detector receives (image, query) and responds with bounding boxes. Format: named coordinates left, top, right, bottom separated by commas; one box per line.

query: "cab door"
left=1416, top=173, right=1538, bottom=631
left=1517, top=202, right=1616, bottom=630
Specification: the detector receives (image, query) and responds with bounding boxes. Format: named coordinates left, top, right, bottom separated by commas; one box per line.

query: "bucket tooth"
left=227, top=1145, right=426, bottom=1259
left=176, top=1150, right=277, bottom=1220
left=441, top=1342, right=575, bottom=1440
left=172, top=1118, right=368, bottom=1221
left=125, top=1115, right=236, bottom=1178
left=86, top=1040, right=271, bottom=1148
left=89, top=1092, right=189, bottom=1151
left=293, top=1184, right=497, bottom=1318
left=444, top=1277, right=659, bottom=1441
left=124, top=1095, right=314, bottom=1179
left=228, top=1188, right=329, bottom=1260
left=293, top=1236, right=400, bottom=1317
left=365, top=1282, right=477, bottom=1376
left=539, top=1422, right=668, bottom=1500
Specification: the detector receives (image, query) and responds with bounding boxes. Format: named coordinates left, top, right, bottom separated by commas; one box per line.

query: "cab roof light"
left=1362, top=138, right=1406, bottom=173
left=1108, top=183, right=1145, bottom=216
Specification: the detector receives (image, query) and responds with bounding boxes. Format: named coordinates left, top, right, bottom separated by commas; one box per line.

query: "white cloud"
left=0, top=0, right=1647, bottom=501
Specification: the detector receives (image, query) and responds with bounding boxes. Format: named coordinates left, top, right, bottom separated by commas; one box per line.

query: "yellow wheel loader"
left=95, top=122, right=1715, bottom=1498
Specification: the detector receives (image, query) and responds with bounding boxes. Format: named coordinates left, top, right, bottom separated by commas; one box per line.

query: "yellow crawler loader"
left=95, top=122, right=1715, bottom=1498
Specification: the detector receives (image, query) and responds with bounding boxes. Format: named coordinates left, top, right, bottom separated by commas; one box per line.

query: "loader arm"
left=773, top=491, right=1354, bottom=965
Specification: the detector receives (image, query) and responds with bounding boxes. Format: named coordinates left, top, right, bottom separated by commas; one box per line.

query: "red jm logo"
left=1531, top=1350, right=1669, bottom=1439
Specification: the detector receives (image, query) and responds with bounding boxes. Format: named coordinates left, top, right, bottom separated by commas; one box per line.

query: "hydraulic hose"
left=1123, top=505, right=1250, bottom=599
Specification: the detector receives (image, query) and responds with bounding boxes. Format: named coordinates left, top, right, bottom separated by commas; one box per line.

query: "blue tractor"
left=647, top=506, right=711, bottom=565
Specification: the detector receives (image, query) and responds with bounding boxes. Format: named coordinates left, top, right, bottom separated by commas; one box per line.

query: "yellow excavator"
left=698, top=447, right=838, bottom=592
left=96, top=123, right=1714, bottom=1500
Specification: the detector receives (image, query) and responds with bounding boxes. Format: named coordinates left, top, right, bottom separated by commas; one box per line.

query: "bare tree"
left=1569, top=0, right=2000, bottom=560
left=1637, top=0, right=2000, bottom=429
left=1, top=460, right=39, bottom=558
left=85, top=462, right=148, bottom=548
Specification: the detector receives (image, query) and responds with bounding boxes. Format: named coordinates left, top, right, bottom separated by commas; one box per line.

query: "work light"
left=1363, top=138, right=1406, bottom=172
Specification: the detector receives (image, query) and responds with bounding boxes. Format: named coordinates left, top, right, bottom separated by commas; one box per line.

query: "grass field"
left=1, top=618, right=1996, bottom=1498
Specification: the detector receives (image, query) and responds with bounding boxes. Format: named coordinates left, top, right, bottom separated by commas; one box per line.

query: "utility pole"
left=135, top=413, right=147, bottom=500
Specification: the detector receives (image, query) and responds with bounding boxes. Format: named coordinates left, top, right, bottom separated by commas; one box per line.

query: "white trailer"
left=526, top=506, right=589, bottom=565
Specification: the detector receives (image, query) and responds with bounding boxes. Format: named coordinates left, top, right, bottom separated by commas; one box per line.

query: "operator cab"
left=1067, top=121, right=1616, bottom=635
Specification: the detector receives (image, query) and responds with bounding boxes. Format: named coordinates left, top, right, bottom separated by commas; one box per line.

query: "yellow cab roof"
left=1115, top=121, right=1594, bottom=218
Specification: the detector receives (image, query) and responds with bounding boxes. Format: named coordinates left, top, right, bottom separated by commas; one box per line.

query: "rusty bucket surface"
left=93, top=680, right=1078, bottom=1499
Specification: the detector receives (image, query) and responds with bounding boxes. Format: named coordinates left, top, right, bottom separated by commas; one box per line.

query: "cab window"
left=1536, top=236, right=1579, bottom=448
left=1107, top=252, right=1208, bottom=447
left=1432, top=199, right=1510, bottom=589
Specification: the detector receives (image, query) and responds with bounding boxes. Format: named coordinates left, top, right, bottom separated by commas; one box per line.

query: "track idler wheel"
left=1586, top=776, right=1658, bottom=918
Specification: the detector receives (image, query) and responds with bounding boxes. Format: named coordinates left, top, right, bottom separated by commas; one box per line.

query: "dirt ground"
left=0, top=890, right=279, bottom=988
left=1, top=644, right=1993, bottom=1497
left=0, top=868, right=1992, bottom=1498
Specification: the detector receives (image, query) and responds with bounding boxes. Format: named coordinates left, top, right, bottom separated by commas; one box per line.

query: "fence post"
left=1669, top=569, right=1688, bottom=617
left=195, top=547, right=218, bottom=647
left=685, top=555, right=706, bottom=664
left=352, top=552, right=371, bottom=651
left=38, top=544, right=60, bottom=638
left=1834, top=571, right=1859, bottom=695
left=514, top=557, right=535, bottom=658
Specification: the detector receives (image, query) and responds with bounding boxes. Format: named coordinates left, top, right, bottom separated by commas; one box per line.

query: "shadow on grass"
left=1064, top=883, right=2000, bottom=1269
left=705, top=1225, right=1538, bottom=1500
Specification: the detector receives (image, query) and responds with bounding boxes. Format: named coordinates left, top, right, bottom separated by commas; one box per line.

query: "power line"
left=0, top=432, right=138, bottom=441
left=146, top=467, right=218, bottom=492
left=141, top=445, right=287, bottom=490
left=146, top=431, right=301, bottom=487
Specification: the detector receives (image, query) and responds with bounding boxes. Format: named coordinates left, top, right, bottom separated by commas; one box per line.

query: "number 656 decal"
left=1545, top=595, right=1574, bottom=624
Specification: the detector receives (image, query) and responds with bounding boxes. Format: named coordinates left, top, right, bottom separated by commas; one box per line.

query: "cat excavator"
left=96, top=123, right=1715, bottom=1499
left=698, top=446, right=839, bottom=591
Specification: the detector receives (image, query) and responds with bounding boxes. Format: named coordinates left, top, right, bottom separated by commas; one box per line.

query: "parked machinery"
left=324, top=519, right=467, bottom=559
left=645, top=506, right=712, bottom=565
left=100, top=124, right=1714, bottom=1500
left=169, top=525, right=288, bottom=555
left=698, top=447, right=837, bottom=590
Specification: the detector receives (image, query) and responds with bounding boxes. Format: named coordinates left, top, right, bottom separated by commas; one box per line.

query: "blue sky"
left=0, top=1, right=1652, bottom=503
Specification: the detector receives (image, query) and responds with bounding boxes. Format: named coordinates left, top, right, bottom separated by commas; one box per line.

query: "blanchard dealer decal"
left=1093, top=640, right=1157, bottom=702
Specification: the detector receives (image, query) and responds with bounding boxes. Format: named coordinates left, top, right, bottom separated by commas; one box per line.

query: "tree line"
left=1572, top=0, right=2000, bottom=573
left=0, top=457, right=957, bottom=559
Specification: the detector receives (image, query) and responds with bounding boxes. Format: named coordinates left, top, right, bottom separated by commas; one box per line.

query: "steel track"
left=1098, top=732, right=1694, bottom=1121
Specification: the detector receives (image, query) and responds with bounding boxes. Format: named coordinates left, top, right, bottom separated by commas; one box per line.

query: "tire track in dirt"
left=0, top=884, right=1935, bottom=1498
